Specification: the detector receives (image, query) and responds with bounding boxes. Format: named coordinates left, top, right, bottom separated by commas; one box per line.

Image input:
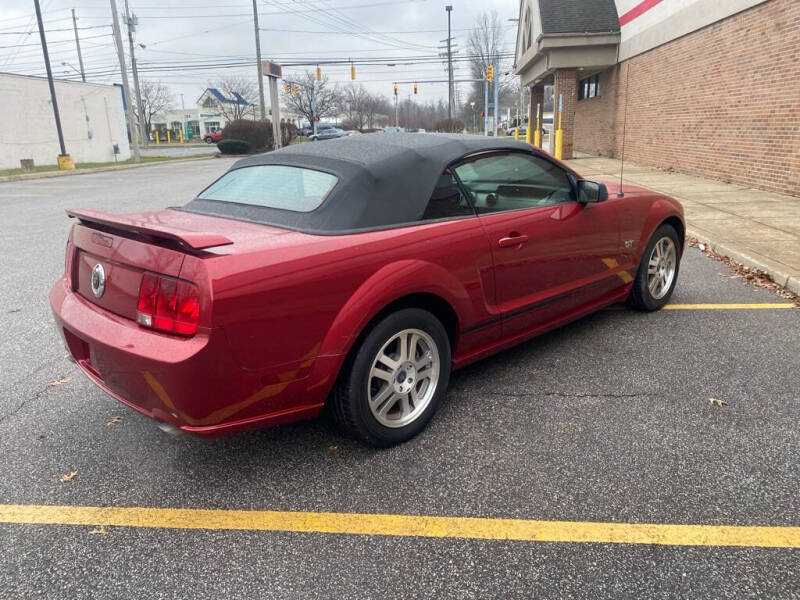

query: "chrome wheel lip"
left=647, top=236, right=677, bottom=300
left=367, top=328, right=440, bottom=429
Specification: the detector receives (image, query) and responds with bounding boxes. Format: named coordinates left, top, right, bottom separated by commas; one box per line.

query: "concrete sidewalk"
left=567, top=156, right=800, bottom=294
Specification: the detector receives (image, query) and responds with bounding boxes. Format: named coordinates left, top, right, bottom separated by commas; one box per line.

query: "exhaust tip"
left=156, top=421, right=184, bottom=437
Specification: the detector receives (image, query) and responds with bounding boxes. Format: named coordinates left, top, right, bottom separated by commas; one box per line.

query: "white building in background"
left=0, top=72, right=130, bottom=169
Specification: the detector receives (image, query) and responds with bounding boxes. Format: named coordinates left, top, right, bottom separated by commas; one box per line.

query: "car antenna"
left=617, top=63, right=631, bottom=198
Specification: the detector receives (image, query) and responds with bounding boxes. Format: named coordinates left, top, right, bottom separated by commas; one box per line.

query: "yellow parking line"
left=1, top=504, right=798, bottom=548
left=663, top=303, right=794, bottom=309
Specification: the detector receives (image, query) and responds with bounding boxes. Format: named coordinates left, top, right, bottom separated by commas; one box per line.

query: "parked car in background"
left=51, top=134, right=684, bottom=447
left=203, top=131, right=222, bottom=144
left=310, top=127, right=347, bottom=141
left=344, top=130, right=361, bottom=136
left=298, top=126, right=314, bottom=137
left=383, top=126, right=405, bottom=133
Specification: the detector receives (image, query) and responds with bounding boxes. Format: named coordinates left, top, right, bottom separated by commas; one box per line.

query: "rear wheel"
left=628, top=224, right=681, bottom=311
left=332, top=308, right=451, bottom=447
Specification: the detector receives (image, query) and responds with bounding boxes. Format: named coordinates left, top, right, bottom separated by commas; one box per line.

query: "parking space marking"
left=1, top=504, right=798, bottom=548
left=662, top=303, right=795, bottom=309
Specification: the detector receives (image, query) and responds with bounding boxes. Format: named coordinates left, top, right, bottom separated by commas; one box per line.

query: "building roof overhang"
left=515, top=30, right=620, bottom=87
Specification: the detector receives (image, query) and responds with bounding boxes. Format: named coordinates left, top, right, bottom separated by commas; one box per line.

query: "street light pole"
left=34, top=0, right=68, bottom=163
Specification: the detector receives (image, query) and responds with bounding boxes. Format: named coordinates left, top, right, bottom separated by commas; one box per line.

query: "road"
left=0, top=157, right=797, bottom=599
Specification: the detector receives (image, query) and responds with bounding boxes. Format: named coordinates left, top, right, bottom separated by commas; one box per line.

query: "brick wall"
left=573, top=0, right=800, bottom=196
left=573, top=66, right=619, bottom=158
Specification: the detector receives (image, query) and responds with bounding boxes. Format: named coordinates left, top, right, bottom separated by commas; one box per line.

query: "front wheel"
left=204, top=136, right=214, bottom=144
left=628, top=224, right=681, bottom=311
left=332, top=308, right=451, bottom=447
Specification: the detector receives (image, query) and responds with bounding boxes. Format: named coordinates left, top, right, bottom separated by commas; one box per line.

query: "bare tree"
left=208, top=76, right=258, bottom=121
left=340, top=83, right=372, bottom=129
left=466, top=11, right=516, bottom=116
left=283, top=71, right=341, bottom=127
left=138, top=80, right=173, bottom=134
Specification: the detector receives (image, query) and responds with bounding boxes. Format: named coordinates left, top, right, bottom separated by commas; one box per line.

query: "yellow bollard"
left=167, top=130, right=171, bottom=144
left=514, top=125, right=519, bottom=141
left=57, top=154, right=75, bottom=170
left=555, top=129, right=563, bottom=159
left=526, top=121, right=532, bottom=144
left=554, top=106, right=563, bottom=159
left=534, top=118, right=541, bottom=148
left=155, top=131, right=159, bottom=145
left=179, top=128, right=184, bottom=144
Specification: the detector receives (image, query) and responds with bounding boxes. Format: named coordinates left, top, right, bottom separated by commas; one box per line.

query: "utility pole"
left=123, top=0, right=147, bottom=146
left=445, top=5, right=453, bottom=123
left=34, top=0, right=70, bottom=166
left=71, top=9, right=85, bottom=82
left=252, top=0, right=266, bottom=120
left=110, top=0, right=140, bottom=161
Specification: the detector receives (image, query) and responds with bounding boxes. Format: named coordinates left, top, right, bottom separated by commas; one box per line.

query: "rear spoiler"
left=67, top=208, right=233, bottom=251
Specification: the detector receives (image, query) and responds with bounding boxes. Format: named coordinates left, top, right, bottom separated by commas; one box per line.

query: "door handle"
left=498, top=234, right=529, bottom=248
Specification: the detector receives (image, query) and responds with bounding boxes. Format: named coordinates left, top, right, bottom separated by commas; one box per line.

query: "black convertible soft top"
left=182, top=133, right=534, bottom=234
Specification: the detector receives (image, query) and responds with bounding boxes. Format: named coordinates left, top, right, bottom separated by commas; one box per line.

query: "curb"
left=0, top=154, right=221, bottom=183
left=687, top=227, right=800, bottom=296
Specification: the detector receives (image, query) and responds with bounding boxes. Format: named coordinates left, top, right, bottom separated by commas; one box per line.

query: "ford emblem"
left=91, top=263, right=106, bottom=299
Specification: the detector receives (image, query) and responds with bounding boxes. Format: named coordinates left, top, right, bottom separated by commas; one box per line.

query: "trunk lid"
left=67, top=208, right=295, bottom=322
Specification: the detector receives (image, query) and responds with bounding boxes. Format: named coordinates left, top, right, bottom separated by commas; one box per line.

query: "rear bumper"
left=50, top=276, right=325, bottom=436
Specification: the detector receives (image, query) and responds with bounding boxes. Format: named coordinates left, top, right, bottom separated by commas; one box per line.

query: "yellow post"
left=514, top=125, right=519, bottom=141
left=179, top=128, right=184, bottom=144
left=167, top=130, right=171, bottom=144
left=526, top=103, right=533, bottom=144
left=554, top=94, right=563, bottom=159
left=155, top=130, right=159, bottom=145
left=533, top=103, right=541, bottom=147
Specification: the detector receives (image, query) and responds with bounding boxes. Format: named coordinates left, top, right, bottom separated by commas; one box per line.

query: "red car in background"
left=203, top=131, right=222, bottom=144
left=50, top=134, right=684, bottom=446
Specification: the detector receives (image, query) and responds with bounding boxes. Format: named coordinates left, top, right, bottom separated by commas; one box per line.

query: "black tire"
left=628, top=224, right=681, bottom=311
left=204, top=136, right=213, bottom=144
left=332, top=308, right=451, bottom=447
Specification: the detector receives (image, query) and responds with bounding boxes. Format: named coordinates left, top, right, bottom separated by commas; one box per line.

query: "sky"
left=0, top=0, right=519, bottom=110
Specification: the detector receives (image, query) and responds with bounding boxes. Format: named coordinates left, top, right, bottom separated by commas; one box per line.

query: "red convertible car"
left=50, top=134, right=684, bottom=446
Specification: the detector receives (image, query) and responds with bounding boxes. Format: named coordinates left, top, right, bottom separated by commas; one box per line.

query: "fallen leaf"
left=709, top=398, right=727, bottom=407
left=89, top=525, right=108, bottom=535
left=698, top=243, right=706, bottom=251
left=7, top=308, right=21, bottom=313
left=326, top=445, right=341, bottom=455
left=106, top=416, right=123, bottom=427
left=59, top=470, right=78, bottom=483
left=50, top=377, right=71, bottom=387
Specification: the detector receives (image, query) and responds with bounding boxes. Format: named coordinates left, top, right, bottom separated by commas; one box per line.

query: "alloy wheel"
left=367, top=328, right=440, bottom=428
left=647, top=236, right=677, bottom=300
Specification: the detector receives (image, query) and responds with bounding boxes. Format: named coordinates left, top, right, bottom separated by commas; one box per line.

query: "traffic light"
left=293, top=84, right=300, bottom=95
left=284, top=82, right=290, bottom=94
left=316, top=65, right=321, bottom=81
left=413, top=82, right=418, bottom=94
left=393, top=84, right=398, bottom=96
left=351, top=64, right=356, bottom=80
left=486, top=64, right=494, bottom=82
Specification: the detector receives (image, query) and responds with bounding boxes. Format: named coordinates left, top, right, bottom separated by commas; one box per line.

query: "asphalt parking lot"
left=0, top=158, right=797, bottom=599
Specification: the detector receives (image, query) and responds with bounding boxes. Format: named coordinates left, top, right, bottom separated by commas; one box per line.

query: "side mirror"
left=577, top=180, right=608, bottom=204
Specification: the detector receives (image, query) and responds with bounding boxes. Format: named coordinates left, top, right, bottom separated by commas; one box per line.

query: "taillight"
left=136, top=272, right=200, bottom=336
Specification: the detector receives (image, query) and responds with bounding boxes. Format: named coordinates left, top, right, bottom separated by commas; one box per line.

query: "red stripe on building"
left=619, top=0, right=666, bottom=25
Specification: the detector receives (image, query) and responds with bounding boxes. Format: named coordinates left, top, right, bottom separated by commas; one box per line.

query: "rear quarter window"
left=197, top=165, right=338, bottom=213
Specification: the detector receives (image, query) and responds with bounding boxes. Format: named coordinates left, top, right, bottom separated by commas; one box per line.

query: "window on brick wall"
left=578, top=73, right=600, bottom=100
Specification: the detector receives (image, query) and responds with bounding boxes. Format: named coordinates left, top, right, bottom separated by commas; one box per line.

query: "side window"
left=421, top=170, right=474, bottom=221
left=453, top=152, right=574, bottom=214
